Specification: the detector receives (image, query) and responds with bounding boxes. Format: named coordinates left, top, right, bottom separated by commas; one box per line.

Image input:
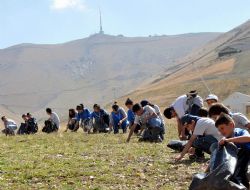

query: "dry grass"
left=0, top=123, right=204, bottom=190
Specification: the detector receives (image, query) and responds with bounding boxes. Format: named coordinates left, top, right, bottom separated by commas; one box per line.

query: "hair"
left=27, top=113, right=32, bottom=117
left=79, top=104, right=84, bottom=109
left=22, top=114, right=27, bottom=118
left=181, top=114, right=200, bottom=126
left=69, top=109, right=76, bottom=118
left=132, top=103, right=142, bottom=113
left=1, top=116, right=6, bottom=121
left=112, top=102, right=119, bottom=112
left=208, top=103, right=230, bottom=117
left=76, top=105, right=82, bottom=111
left=163, top=107, right=173, bottom=119
left=46, top=108, right=52, bottom=114
left=125, top=98, right=133, bottom=106
left=215, top=113, right=234, bottom=128
left=188, top=90, right=198, bottom=98
left=93, top=104, right=101, bottom=110
left=198, top=107, right=208, bottom=117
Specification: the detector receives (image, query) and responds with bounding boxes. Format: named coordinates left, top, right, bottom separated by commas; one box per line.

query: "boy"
left=109, top=103, right=129, bottom=134
left=205, top=94, right=219, bottom=108
left=215, top=113, right=250, bottom=188
left=75, top=104, right=91, bottom=133
left=90, top=104, right=110, bottom=133
left=46, top=108, right=60, bottom=131
left=164, top=91, right=204, bottom=140
left=209, top=103, right=250, bottom=130
left=127, top=103, right=164, bottom=143
left=1, top=116, right=18, bottom=136
left=125, top=98, right=141, bottom=134
left=175, top=114, right=221, bottom=162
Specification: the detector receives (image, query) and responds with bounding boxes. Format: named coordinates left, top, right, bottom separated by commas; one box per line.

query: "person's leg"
left=121, top=121, right=128, bottom=133
left=191, top=135, right=218, bottom=160
left=113, top=122, right=119, bottom=134
left=150, top=126, right=163, bottom=142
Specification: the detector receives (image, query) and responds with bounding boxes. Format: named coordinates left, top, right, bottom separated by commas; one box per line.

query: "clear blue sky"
left=1, top=0, right=250, bottom=48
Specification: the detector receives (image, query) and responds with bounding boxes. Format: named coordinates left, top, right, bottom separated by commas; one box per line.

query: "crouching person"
left=127, top=104, right=164, bottom=143
left=42, top=108, right=60, bottom=133
left=1, top=116, right=18, bottom=136
left=216, top=113, right=250, bottom=189
left=175, top=114, right=221, bottom=162
left=65, top=109, right=77, bottom=132
left=109, top=103, right=129, bottom=134
left=90, top=104, right=110, bottom=133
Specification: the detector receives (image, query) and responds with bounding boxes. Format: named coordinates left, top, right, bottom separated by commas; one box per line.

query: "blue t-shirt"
left=90, top=109, right=108, bottom=119
left=233, top=128, right=250, bottom=151
left=127, top=109, right=135, bottom=125
left=77, top=109, right=91, bottom=121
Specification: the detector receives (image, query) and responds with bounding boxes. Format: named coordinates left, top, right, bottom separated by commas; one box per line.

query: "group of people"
left=164, top=91, right=250, bottom=189
left=1, top=90, right=250, bottom=188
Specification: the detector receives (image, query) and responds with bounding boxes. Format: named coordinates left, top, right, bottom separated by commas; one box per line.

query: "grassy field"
left=0, top=123, right=205, bottom=190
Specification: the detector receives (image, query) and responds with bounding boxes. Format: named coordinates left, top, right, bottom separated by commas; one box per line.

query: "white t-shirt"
left=50, top=112, right=60, bottom=128
left=5, top=119, right=17, bottom=130
left=134, top=105, right=157, bottom=125
left=232, top=113, right=250, bottom=129
left=153, top=105, right=165, bottom=124
left=171, top=95, right=203, bottom=118
left=193, top=118, right=222, bottom=141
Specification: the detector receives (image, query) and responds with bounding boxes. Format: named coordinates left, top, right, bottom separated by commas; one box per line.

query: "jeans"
left=192, top=135, right=218, bottom=156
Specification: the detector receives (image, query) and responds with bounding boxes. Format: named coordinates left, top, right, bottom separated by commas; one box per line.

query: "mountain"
left=0, top=33, right=220, bottom=120
left=116, top=20, right=250, bottom=109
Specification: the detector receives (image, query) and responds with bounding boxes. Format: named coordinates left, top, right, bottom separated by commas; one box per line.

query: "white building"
left=223, top=92, right=250, bottom=115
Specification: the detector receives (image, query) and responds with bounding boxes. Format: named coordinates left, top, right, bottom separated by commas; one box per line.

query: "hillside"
left=0, top=33, right=219, bottom=120
left=116, top=20, right=250, bottom=108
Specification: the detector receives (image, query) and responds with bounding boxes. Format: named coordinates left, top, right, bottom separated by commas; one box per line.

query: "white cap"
left=206, top=94, right=218, bottom=101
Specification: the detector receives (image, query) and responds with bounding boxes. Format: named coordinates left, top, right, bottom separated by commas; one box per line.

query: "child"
left=205, top=94, right=219, bottom=108
left=65, top=109, right=77, bottom=132
left=209, top=103, right=250, bottom=130
left=109, top=102, right=129, bottom=134
left=90, top=104, right=110, bottom=133
left=1, top=116, right=18, bottom=136
left=125, top=98, right=141, bottom=134
left=175, top=114, right=221, bottom=162
left=215, top=113, right=250, bottom=189
left=75, top=104, right=91, bottom=133
left=164, top=91, right=204, bottom=140
left=127, top=103, right=164, bottom=143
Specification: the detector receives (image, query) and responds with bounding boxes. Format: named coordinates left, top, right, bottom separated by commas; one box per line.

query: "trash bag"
left=167, top=140, right=187, bottom=152
left=189, top=143, right=247, bottom=190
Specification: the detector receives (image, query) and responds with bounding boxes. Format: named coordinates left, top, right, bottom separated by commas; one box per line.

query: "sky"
left=1, top=0, right=250, bottom=48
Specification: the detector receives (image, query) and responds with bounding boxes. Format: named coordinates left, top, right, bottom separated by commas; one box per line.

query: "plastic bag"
left=167, top=140, right=187, bottom=152
left=189, top=143, right=247, bottom=190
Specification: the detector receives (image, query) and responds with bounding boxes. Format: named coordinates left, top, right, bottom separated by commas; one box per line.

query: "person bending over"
left=127, top=104, right=164, bottom=143
left=175, top=114, right=221, bottom=162
left=109, top=102, right=129, bottom=134
left=1, top=116, right=18, bottom=136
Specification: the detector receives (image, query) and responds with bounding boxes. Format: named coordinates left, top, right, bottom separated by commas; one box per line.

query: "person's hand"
left=119, top=120, right=123, bottom=126
left=219, top=138, right=228, bottom=146
left=175, top=154, right=183, bottom=162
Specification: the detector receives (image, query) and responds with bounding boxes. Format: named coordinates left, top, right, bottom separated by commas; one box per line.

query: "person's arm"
left=220, top=136, right=250, bottom=145
left=175, top=134, right=197, bottom=162
left=119, top=109, right=128, bottom=125
left=127, top=123, right=137, bottom=142
left=176, top=118, right=187, bottom=140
